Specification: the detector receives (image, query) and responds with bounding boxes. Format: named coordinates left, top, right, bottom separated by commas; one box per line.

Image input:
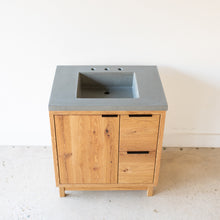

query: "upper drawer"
left=120, top=114, right=160, bottom=151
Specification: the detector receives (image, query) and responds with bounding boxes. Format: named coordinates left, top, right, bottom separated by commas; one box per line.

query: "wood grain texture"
left=49, top=110, right=166, bottom=196
left=59, top=182, right=154, bottom=187
left=153, top=112, right=166, bottom=185
left=64, top=184, right=149, bottom=191
left=55, top=115, right=119, bottom=184
left=49, top=112, right=60, bottom=186
left=118, top=151, right=156, bottom=184
left=120, top=114, right=160, bottom=151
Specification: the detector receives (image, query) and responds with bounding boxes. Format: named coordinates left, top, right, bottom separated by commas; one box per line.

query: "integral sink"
left=49, top=65, right=168, bottom=111
left=76, top=72, right=139, bottom=98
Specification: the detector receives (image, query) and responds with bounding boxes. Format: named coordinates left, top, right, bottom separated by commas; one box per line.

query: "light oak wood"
left=118, top=151, right=156, bottom=184
left=59, top=187, right=65, bottom=197
left=55, top=115, right=119, bottom=184
left=120, top=114, right=160, bottom=151
left=49, top=111, right=166, bottom=197
left=59, top=182, right=154, bottom=187
left=64, top=184, right=149, bottom=191
left=49, top=113, right=60, bottom=186
left=50, top=111, right=165, bottom=115
left=153, top=112, right=166, bottom=185
left=147, top=187, right=154, bottom=196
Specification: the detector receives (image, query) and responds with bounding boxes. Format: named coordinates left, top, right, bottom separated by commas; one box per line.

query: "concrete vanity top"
left=49, top=65, right=168, bottom=111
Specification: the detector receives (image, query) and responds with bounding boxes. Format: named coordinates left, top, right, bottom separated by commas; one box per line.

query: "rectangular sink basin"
left=76, top=72, right=139, bottom=98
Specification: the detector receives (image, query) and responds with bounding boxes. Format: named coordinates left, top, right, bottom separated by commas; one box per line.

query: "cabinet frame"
left=49, top=111, right=166, bottom=197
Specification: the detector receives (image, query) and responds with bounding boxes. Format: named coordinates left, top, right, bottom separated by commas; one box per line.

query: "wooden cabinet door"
left=55, top=115, right=119, bottom=184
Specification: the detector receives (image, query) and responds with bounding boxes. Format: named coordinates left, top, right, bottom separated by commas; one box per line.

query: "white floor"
left=0, top=146, right=219, bottom=220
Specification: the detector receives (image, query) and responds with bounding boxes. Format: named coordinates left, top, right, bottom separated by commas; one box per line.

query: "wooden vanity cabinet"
left=49, top=111, right=166, bottom=197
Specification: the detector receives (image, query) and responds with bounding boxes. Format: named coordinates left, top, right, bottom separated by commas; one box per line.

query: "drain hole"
left=118, top=67, right=123, bottom=71
left=104, top=91, right=110, bottom=95
left=91, top=67, right=96, bottom=71
left=104, top=67, right=110, bottom=71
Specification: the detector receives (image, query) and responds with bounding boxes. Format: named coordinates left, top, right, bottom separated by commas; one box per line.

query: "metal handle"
left=102, top=115, right=118, bottom=117
left=127, top=151, right=149, bottom=154
left=129, top=114, right=152, bottom=117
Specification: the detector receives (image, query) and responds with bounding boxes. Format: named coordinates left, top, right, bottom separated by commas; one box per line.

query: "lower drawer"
left=118, top=151, right=156, bottom=184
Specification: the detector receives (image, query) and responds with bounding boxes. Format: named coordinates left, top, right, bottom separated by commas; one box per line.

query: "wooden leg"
left=59, top=187, right=65, bottom=197
left=147, top=187, right=154, bottom=197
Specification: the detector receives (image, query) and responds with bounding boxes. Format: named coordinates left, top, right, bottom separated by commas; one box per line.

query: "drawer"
left=118, top=151, right=156, bottom=184
left=120, top=114, right=160, bottom=151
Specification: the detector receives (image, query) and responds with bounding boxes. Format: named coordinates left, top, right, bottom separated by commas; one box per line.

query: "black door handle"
left=127, top=151, right=149, bottom=154
left=102, top=115, right=118, bottom=117
left=129, top=114, right=152, bottom=117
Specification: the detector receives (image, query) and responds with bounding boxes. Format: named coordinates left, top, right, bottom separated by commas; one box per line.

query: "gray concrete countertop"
left=49, top=65, right=168, bottom=111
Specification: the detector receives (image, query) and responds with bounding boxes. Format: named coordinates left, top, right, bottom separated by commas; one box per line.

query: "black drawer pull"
left=127, top=151, right=149, bottom=154
left=102, top=115, right=118, bottom=117
left=129, top=114, right=152, bottom=117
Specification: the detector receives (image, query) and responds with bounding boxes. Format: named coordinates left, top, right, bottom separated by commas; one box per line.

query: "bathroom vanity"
left=49, top=66, right=168, bottom=197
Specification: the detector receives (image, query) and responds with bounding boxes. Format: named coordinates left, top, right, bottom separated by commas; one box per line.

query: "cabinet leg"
left=59, top=187, right=65, bottom=197
left=147, top=187, right=154, bottom=197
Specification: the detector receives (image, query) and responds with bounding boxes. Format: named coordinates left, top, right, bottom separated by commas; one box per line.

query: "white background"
left=0, top=0, right=219, bottom=147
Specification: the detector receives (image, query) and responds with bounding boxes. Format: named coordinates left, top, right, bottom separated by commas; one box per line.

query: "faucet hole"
left=118, top=67, right=123, bottom=71
left=104, top=67, right=110, bottom=71
left=104, top=91, right=110, bottom=95
left=91, top=67, right=96, bottom=71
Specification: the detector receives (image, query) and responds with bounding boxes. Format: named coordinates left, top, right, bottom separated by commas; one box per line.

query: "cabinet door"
left=120, top=114, right=160, bottom=151
left=55, top=115, right=119, bottom=184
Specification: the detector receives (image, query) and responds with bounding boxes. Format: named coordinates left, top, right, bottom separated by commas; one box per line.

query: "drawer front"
left=118, top=151, right=156, bottom=184
left=120, top=114, right=160, bottom=151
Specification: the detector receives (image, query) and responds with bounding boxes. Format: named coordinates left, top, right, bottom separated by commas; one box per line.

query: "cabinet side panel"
left=153, top=112, right=166, bottom=185
left=55, top=115, right=73, bottom=184
left=49, top=112, right=60, bottom=186
left=55, top=115, right=119, bottom=184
